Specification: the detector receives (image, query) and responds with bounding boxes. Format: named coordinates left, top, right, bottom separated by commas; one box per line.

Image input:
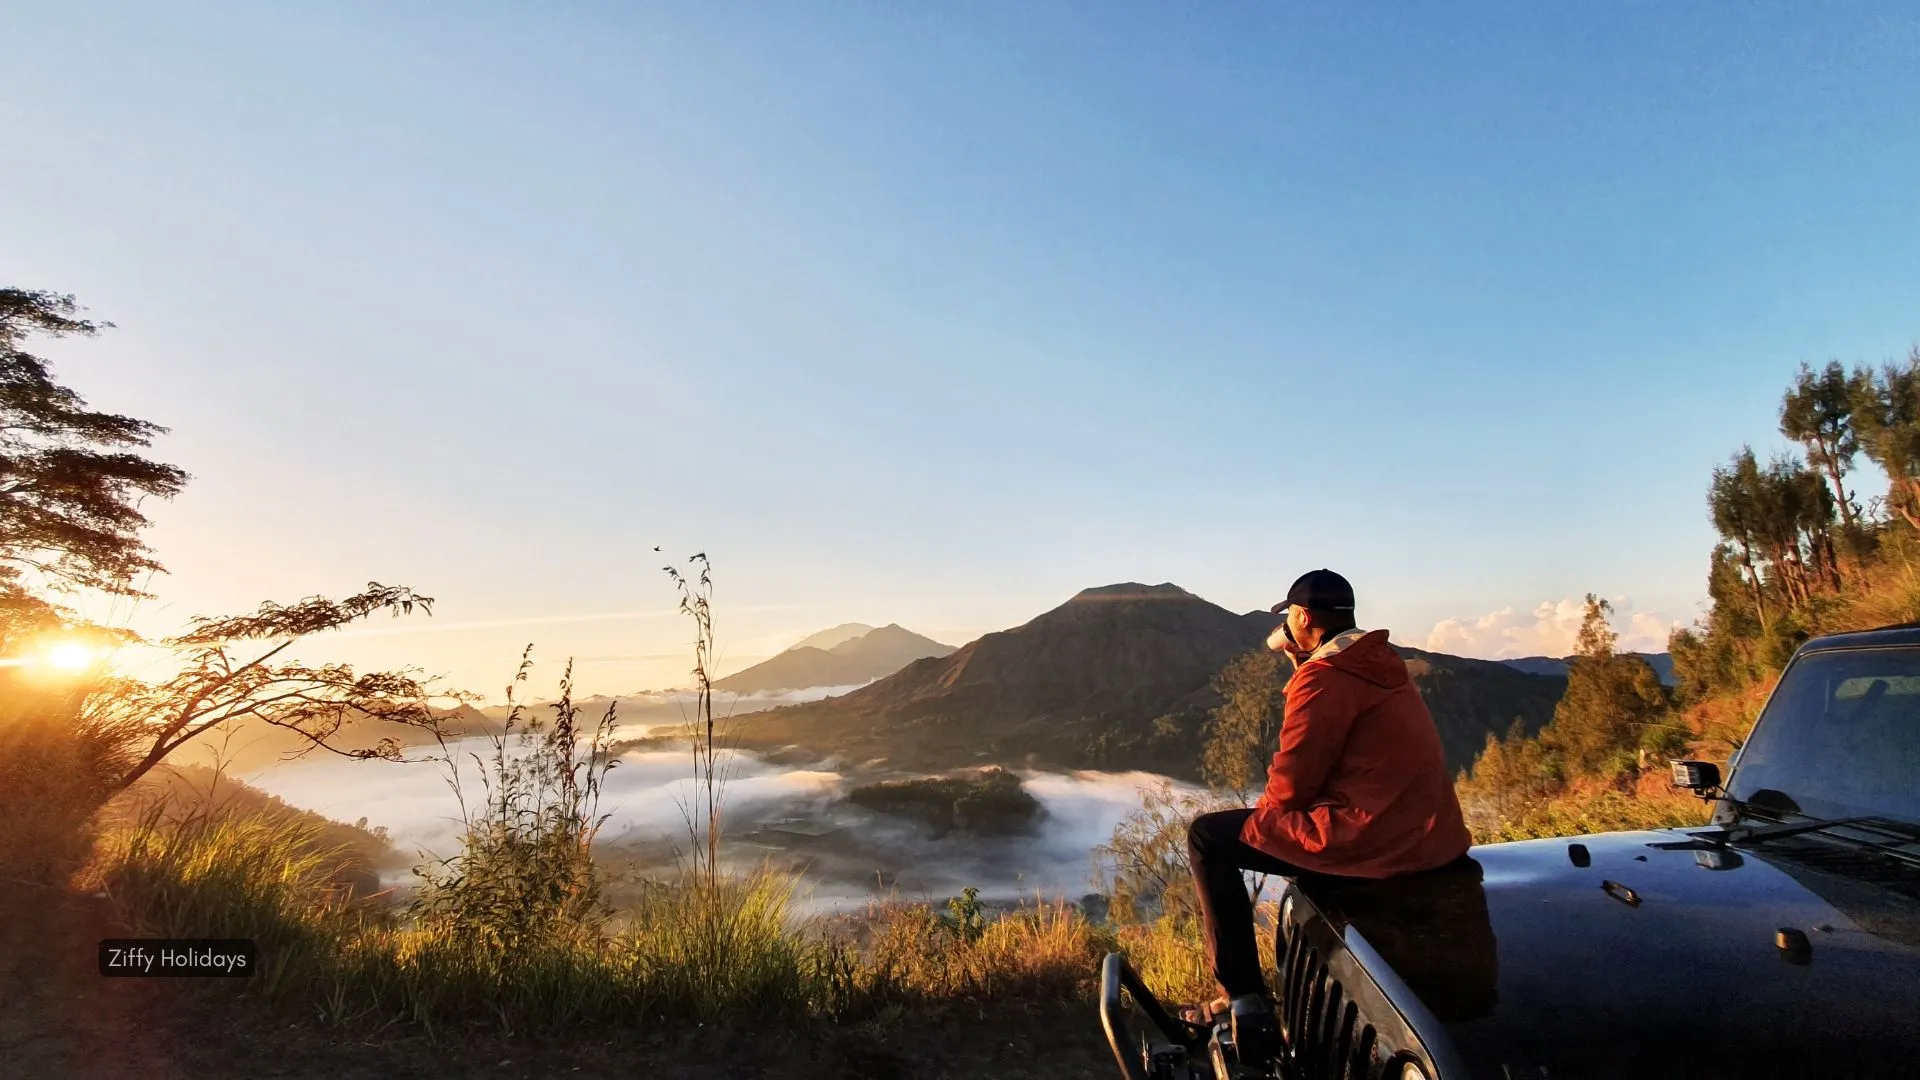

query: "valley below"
left=237, top=731, right=1190, bottom=916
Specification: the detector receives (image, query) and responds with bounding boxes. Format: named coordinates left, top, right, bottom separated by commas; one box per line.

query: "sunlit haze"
left=8, top=5, right=1920, bottom=699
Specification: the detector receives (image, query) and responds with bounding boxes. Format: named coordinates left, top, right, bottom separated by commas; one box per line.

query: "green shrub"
left=411, top=664, right=613, bottom=954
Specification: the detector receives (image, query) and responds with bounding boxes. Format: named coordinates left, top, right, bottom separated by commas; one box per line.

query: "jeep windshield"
left=1725, top=646, right=1920, bottom=828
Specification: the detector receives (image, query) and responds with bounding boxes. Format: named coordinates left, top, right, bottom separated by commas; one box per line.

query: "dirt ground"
left=0, top=884, right=1121, bottom=1080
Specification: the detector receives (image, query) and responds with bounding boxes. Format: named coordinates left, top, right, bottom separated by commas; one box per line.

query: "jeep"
left=1100, top=624, right=1920, bottom=1079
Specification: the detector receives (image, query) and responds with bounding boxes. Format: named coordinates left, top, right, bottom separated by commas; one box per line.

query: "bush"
left=410, top=671, right=614, bottom=955
left=1093, top=779, right=1244, bottom=923
left=1477, top=781, right=1708, bottom=843
left=1455, top=719, right=1561, bottom=839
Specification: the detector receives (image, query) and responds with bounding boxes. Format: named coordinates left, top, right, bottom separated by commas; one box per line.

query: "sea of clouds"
left=240, top=738, right=1199, bottom=912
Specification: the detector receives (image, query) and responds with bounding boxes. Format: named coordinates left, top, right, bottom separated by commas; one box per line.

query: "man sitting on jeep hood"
left=1186, top=569, right=1472, bottom=1043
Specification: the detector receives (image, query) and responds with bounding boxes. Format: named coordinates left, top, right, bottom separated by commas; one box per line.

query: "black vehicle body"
left=1102, top=625, right=1920, bottom=1079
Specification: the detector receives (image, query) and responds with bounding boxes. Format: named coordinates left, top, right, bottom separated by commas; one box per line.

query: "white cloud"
left=1422, top=597, right=1682, bottom=659
left=241, top=746, right=1210, bottom=913
left=1622, top=611, right=1682, bottom=653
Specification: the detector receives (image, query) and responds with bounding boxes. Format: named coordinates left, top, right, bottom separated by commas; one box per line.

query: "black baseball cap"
left=1270, top=569, right=1356, bottom=614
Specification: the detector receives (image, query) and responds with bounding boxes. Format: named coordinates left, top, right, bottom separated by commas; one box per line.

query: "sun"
left=43, top=640, right=96, bottom=673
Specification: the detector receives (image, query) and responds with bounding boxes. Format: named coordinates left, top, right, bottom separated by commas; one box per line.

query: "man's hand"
left=1266, top=623, right=1308, bottom=661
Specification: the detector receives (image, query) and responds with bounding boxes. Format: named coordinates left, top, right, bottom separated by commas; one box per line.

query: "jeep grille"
left=1280, top=934, right=1380, bottom=1079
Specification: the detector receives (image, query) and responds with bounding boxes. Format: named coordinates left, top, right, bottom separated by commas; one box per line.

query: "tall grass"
left=664, top=553, right=728, bottom=891
left=1108, top=906, right=1280, bottom=1008
left=625, top=868, right=857, bottom=1019
left=89, top=799, right=362, bottom=1000
left=324, top=865, right=837, bottom=1033
left=87, top=794, right=1119, bottom=1034
left=86, top=722, right=861, bottom=1032
left=853, top=892, right=1114, bottom=1002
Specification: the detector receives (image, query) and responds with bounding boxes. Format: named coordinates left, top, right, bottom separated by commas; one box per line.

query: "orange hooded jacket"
left=1239, top=628, right=1472, bottom=878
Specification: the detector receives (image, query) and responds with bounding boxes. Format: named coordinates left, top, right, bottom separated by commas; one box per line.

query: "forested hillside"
left=1458, top=353, right=1920, bottom=840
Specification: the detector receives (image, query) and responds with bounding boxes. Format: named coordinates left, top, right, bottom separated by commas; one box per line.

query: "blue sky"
left=6, top=3, right=1920, bottom=697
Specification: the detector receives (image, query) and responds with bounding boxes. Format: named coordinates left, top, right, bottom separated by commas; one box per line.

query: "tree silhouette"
left=1709, top=449, right=1771, bottom=630
left=1572, top=593, right=1617, bottom=660
left=1201, top=647, right=1289, bottom=802
left=1541, top=595, right=1671, bottom=779
left=76, top=582, right=451, bottom=796
left=0, top=289, right=188, bottom=598
left=1707, top=447, right=1841, bottom=620
left=1779, top=360, right=1861, bottom=531
left=1850, top=349, right=1920, bottom=531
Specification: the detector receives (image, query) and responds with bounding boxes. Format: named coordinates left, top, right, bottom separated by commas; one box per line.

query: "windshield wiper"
left=1731, top=817, right=1920, bottom=876
left=1656, top=815, right=1873, bottom=850
left=1666, top=814, right=1873, bottom=849
left=1674, top=816, right=1920, bottom=856
left=1720, top=816, right=1873, bottom=844
left=1854, top=817, right=1920, bottom=840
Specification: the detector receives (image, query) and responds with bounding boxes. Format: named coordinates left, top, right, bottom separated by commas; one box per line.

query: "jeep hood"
left=1305, top=829, right=1920, bottom=1079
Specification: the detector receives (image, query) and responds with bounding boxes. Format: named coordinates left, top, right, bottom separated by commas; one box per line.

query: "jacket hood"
left=1310, top=628, right=1409, bottom=690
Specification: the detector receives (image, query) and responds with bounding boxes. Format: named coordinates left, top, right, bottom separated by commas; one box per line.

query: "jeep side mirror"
left=1671, top=759, right=1721, bottom=794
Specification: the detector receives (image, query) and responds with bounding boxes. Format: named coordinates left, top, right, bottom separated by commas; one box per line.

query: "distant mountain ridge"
left=1501, top=652, right=1675, bottom=686
left=733, top=582, right=1568, bottom=781
left=210, top=703, right=499, bottom=772
left=714, top=623, right=956, bottom=695
left=790, top=623, right=877, bottom=652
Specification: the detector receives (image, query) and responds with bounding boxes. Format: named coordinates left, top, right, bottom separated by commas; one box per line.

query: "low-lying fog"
left=504, top=684, right=882, bottom=738
left=240, top=731, right=1196, bottom=915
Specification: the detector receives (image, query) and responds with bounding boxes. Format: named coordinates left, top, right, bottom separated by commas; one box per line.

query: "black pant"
left=1187, top=808, right=1321, bottom=1000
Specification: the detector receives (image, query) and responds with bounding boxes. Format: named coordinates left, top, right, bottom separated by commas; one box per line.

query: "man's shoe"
left=1181, top=995, right=1230, bottom=1027
left=1229, top=993, right=1280, bottom=1067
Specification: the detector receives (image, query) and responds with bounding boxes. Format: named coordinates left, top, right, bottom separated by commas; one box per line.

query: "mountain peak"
left=716, top=623, right=956, bottom=694
left=789, top=622, right=876, bottom=653
left=1068, top=582, right=1196, bottom=603
left=827, top=624, right=953, bottom=657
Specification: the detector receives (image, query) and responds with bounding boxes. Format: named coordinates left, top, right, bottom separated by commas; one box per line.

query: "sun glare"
left=42, top=640, right=96, bottom=673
